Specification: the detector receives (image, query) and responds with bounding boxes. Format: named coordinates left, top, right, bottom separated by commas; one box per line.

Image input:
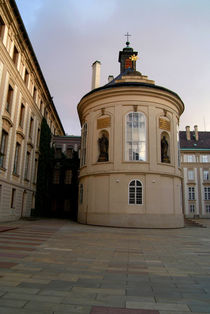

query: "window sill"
left=0, top=166, right=6, bottom=172
left=122, top=161, right=149, bottom=164
left=24, top=178, right=29, bottom=182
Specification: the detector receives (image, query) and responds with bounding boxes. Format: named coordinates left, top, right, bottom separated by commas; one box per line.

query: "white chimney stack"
left=194, top=125, right=199, bottom=141
left=91, top=61, right=101, bottom=90
left=185, top=126, right=191, bottom=141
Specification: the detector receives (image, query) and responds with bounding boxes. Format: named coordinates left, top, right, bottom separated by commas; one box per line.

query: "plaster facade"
left=0, top=1, right=64, bottom=221
left=77, top=44, right=185, bottom=228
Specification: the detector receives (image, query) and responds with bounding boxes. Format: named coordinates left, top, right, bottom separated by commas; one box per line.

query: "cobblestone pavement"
left=0, top=219, right=210, bottom=313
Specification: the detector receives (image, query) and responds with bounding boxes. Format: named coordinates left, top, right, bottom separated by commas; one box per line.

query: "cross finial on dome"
left=125, top=32, right=131, bottom=47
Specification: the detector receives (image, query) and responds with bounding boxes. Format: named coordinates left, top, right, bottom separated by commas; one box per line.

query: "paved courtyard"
left=0, top=219, right=209, bottom=313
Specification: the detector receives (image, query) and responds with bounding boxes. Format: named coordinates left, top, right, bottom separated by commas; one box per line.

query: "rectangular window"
left=0, top=16, right=5, bottom=40
left=24, top=151, right=30, bottom=180
left=203, top=170, right=209, bottom=181
left=206, top=205, right=210, bottom=213
left=34, top=158, right=38, bottom=183
left=33, top=86, right=37, bottom=102
left=65, top=170, right=72, bottom=184
left=189, top=204, right=195, bottom=213
left=184, top=155, right=195, bottom=163
left=11, top=188, right=16, bottom=208
left=29, top=117, right=34, bottom=138
left=204, top=187, right=210, bottom=200
left=19, top=103, right=25, bottom=128
left=0, top=130, right=8, bottom=168
left=53, top=169, right=60, bottom=184
left=188, top=170, right=194, bottom=181
left=80, top=123, right=87, bottom=166
left=13, top=143, right=21, bottom=175
left=12, top=45, right=19, bottom=67
left=36, top=128, right=40, bottom=147
left=66, top=148, right=73, bottom=159
left=201, top=155, right=210, bottom=163
left=55, top=148, right=62, bottom=159
left=188, top=187, right=195, bottom=200
left=6, top=84, right=13, bottom=113
left=24, top=68, right=29, bottom=86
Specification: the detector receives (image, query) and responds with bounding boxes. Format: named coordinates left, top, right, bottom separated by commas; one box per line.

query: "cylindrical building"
left=77, top=43, right=184, bottom=228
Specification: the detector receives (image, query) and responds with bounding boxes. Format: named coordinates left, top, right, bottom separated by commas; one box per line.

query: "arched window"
left=125, top=112, right=146, bottom=161
left=80, top=123, right=87, bottom=167
left=129, top=180, right=143, bottom=205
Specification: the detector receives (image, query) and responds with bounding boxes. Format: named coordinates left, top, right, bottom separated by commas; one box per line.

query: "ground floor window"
left=129, top=180, right=142, bottom=205
left=189, top=204, right=195, bottom=213
left=206, top=205, right=210, bottom=213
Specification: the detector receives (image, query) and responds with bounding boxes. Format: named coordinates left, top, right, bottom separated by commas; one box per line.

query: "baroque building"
left=77, top=41, right=185, bottom=228
left=0, top=0, right=64, bottom=221
left=180, top=126, right=210, bottom=218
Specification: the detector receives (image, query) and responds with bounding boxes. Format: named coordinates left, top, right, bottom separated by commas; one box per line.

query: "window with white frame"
left=188, top=187, right=195, bottom=200
left=125, top=112, right=146, bottom=161
left=204, top=187, right=210, bottom=200
left=189, top=204, right=195, bottom=213
left=201, top=155, right=210, bottom=163
left=80, top=123, right=87, bottom=167
left=184, top=154, right=195, bottom=162
left=188, top=169, right=194, bottom=180
left=206, top=205, right=210, bottom=213
left=0, top=130, right=8, bottom=168
left=203, top=170, right=209, bottom=181
left=129, top=180, right=143, bottom=205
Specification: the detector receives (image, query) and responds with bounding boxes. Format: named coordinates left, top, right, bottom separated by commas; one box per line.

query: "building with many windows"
left=50, top=135, right=80, bottom=219
left=77, top=42, right=185, bottom=228
left=0, top=0, right=64, bottom=221
left=180, top=126, right=210, bottom=218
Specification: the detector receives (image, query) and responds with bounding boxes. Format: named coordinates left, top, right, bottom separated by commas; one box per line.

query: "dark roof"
left=179, top=131, right=210, bottom=150
left=10, top=0, right=65, bottom=135
left=81, top=68, right=184, bottom=107
left=53, top=135, right=81, bottom=147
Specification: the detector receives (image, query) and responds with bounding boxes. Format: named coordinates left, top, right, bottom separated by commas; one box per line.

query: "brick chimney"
left=185, top=126, right=191, bottom=140
left=91, top=61, right=101, bottom=90
left=194, top=125, right=199, bottom=141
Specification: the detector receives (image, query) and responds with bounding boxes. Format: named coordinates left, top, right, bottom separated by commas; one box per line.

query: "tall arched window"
left=129, top=180, right=143, bottom=205
left=125, top=112, right=146, bottom=161
left=80, top=123, right=87, bottom=167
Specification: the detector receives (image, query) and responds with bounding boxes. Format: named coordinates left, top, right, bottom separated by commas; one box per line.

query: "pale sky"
left=15, top=0, right=210, bottom=135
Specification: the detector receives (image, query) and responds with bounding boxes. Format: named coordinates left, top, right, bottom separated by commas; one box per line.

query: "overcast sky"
left=15, top=0, right=210, bottom=135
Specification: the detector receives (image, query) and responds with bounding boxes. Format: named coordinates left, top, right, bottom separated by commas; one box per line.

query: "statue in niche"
left=161, top=135, right=170, bottom=163
left=98, top=132, right=109, bottom=162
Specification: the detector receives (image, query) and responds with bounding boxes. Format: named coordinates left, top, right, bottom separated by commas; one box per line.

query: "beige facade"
left=0, top=0, right=64, bottom=221
left=180, top=127, right=210, bottom=218
left=77, top=44, right=185, bottom=228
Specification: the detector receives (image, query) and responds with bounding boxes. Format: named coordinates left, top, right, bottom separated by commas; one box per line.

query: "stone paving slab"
left=0, top=219, right=210, bottom=313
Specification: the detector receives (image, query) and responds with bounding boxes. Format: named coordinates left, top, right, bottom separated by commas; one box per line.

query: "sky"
left=15, top=0, right=210, bottom=136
